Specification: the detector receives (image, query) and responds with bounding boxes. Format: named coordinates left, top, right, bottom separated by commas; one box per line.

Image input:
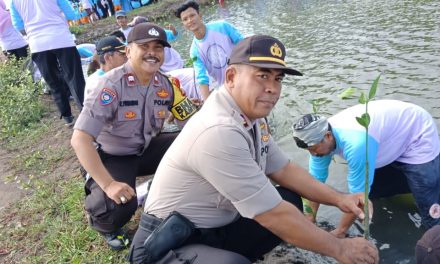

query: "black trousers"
left=190, top=187, right=303, bottom=262
left=129, top=186, right=303, bottom=263
left=369, top=162, right=411, bottom=199
left=85, top=132, right=179, bottom=233
left=129, top=213, right=251, bottom=264
left=3, top=45, right=28, bottom=60
left=31, top=47, right=85, bottom=118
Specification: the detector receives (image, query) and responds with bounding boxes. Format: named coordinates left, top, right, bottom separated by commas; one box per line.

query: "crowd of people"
left=1, top=0, right=439, bottom=263
left=70, top=0, right=159, bottom=24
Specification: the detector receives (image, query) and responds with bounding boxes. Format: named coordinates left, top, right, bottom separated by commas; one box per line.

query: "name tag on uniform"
left=119, top=100, right=138, bottom=107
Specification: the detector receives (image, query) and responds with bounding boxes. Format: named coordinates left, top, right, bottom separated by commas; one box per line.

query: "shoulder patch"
left=100, top=88, right=117, bottom=105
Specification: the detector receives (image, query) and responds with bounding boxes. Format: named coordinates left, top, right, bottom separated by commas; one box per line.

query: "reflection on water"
left=170, top=0, right=440, bottom=263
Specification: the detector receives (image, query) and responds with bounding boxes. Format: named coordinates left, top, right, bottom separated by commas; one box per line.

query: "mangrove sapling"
left=339, top=74, right=381, bottom=239
left=301, top=98, right=332, bottom=221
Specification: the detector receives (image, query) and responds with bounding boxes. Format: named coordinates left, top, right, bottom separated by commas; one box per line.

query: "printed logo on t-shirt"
left=100, top=88, right=116, bottom=105
left=206, top=44, right=228, bottom=69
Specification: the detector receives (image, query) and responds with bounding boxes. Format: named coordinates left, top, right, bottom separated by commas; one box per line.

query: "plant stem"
left=364, top=103, right=370, bottom=238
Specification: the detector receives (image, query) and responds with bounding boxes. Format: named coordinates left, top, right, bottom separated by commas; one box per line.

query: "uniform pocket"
left=85, top=179, right=111, bottom=218
left=111, top=107, right=143, bottom=137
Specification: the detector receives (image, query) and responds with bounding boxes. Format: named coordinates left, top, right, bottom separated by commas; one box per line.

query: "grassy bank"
left=0, top=1, right=222, bottom=262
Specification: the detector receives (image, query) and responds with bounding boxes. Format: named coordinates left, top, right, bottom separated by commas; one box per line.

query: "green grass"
left=0, top=176, right=130, bottom=263
left=0, top=58, right=47, bottom=140
left=0, top=54, right=130, bottom=263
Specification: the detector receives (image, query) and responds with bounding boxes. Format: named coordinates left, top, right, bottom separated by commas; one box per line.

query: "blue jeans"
left=393, top=154, right=440, bottom=228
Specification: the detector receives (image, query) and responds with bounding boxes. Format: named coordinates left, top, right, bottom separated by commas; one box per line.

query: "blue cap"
left=115, top=10, right=127, bottom=18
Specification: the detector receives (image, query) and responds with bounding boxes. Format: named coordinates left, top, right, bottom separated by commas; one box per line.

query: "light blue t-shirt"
left=190, top=20, right=243, bottom=88
left=309, top=100, right=440, bottom=193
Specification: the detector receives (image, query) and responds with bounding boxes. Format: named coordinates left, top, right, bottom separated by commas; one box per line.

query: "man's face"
left=226, top=65, right=284, bottom=120
left=179, top=7, right=203, bottom=33
left=107, top=50, right=127, bottom=69
left=306, top=134, right=334, bottom=157
left=126, top=40, right=164, bottom=76
left=116, top=16, right=128, bottom=28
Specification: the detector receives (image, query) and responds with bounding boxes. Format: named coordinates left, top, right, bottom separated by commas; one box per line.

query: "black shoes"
left=102, top=229, right=130, bottom=251
left=63, top=115, right=75, bottom=128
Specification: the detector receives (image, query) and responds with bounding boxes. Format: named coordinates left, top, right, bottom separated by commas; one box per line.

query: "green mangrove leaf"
left=358, top=92, right=367, bottom=104
left=369, top=74, right=381, bottom=100
left=356, top=116, right=368, bottom=128
left=361, top=113, right=370, bottom=126
left=338, top=87, right=357, bottom=99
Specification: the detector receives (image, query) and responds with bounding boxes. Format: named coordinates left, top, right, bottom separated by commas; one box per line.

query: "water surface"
left=170, top=1, right=440, bottom=262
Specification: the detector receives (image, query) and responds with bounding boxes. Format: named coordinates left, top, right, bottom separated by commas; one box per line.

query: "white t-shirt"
left=120, top=27, right=132, bottom=40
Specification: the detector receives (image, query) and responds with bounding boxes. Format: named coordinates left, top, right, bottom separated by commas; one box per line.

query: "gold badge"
left=157, top=110, right=166, bottom=118
left=261, top=134, right=270, bottom=142
left=270, top=43, right=282, bottom=58
left=124, top=111, right=136, bottom=119
left=156, top=88, right=169, bottom=98
left=259, top=122, right=266, bottom=130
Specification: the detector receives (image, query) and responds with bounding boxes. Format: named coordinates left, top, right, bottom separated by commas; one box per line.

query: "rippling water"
left=170, top=1, right=440, bottom=262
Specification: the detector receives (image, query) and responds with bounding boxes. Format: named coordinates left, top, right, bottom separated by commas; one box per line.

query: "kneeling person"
left=292, top=102, right=440, bottom=237
left=71, top=23, right=198, bottom=250
left=129, top=35, right=378, bottom=264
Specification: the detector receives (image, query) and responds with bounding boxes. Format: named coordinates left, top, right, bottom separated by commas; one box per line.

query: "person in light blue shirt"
left=175, top=0, right=243, bottom=101
left=292, top=100, right=440, bottom=236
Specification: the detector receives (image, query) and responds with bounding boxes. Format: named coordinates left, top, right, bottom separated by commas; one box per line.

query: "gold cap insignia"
left=270, top=43, right=282, bottom=58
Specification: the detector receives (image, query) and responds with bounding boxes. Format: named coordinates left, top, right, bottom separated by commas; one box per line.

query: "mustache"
left=144, top=56, right=160, bottom=62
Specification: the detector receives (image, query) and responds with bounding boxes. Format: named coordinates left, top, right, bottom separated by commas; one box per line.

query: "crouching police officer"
left=71, top=22, right=198, bottom=250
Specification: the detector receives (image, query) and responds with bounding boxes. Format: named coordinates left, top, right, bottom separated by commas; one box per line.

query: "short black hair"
left=109, top=30, right=126, bottom=42
left=175, top=0, right=199, bottom=18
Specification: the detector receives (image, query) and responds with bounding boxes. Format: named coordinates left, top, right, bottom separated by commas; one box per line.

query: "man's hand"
left=337, top=237, right=379, bottom=264
left=167, top=24, right=177, bottom=36
left=189, top=98, right=203, bottom=109
left=337, top=192, right=373, bottom=221
left=103, top=181, right=136, bottom=205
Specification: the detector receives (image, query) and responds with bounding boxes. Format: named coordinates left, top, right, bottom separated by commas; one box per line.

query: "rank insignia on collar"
left=126, top=74, right=136, bottom=86
left=240, top=114, right=250, bottom=128
left=156, top=88, right=169, bottom=98
left=261, top=134, right=270, bottom=142
left=100, top=88, right=116, bottom=106
left=153, top=75, right=160, bottom=85
left=259, top=122, right=266, bottom=130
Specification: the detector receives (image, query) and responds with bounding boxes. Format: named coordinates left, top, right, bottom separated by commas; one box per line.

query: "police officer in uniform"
left=128, top=35, right=379, bottom=263
left=71, top=22, right=197, bottom=250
